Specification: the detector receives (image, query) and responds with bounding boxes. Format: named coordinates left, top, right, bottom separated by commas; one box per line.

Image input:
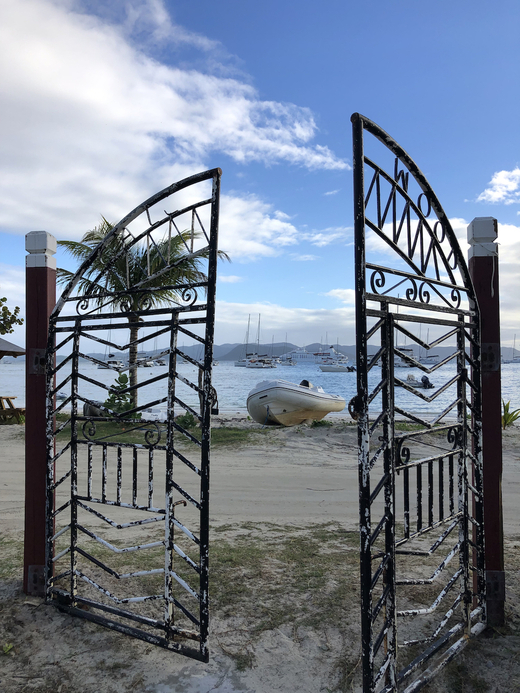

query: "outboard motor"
left=421, top=375, right=434, bottom=389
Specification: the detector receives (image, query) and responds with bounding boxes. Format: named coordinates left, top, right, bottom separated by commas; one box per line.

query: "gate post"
left=467, top=217, right=504, bottom=626
left=23, top=231, right=56, bottom=595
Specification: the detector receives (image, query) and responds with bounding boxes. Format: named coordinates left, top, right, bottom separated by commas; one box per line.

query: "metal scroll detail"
left=351, top=114, right=485, bottom=692
left=45, top=169, right=221, bottom=661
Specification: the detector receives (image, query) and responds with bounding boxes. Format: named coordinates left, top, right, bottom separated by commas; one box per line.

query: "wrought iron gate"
left=45, top=168, right=221, bottom=661
left=350, top=114, right=486, bottom=692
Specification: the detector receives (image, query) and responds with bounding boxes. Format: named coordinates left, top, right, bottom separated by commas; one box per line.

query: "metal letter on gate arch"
left=45, top=169, right=221, bottom=661
left=350, top=114, right=486, bottom=692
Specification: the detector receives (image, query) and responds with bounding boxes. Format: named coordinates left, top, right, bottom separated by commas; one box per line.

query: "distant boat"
left=419, top=354, right=440, bottom=367
left=235, top=314, right=252, bottom=366
left=281, top=345, right=349, bottom=365
left=396, top=373, right=434, bottom=389
left=394, top=347, right=415, bottom=368
left=98, top=358, right=125, bottom=370
left=246, top=356, right=276, bottom=369
left=247, top=379, right=346, bottom=427
left=319, top=362, right=355, bottom=373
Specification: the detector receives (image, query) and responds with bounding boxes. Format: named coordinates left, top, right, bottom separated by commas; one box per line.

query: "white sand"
left=1, top=418, right=520, bottom=693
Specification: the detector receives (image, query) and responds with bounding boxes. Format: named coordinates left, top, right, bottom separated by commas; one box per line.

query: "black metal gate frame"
left=351, top=114, right=486, bottom=692
left=45, top=169, right=221, bottom=662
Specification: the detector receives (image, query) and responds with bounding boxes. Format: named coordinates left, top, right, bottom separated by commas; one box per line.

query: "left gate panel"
left=45, top=169, right=221, bottom=661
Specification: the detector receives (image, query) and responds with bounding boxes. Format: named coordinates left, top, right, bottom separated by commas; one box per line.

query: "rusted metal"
left=45, top=169, right=221, bottom=661
left=351, top=114, right=485, bottom=692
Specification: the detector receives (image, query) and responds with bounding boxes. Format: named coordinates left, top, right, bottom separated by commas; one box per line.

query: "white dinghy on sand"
left=247, top=379, right=346, bottom=427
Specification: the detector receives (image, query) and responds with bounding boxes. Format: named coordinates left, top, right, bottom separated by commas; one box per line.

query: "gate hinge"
left=28, top=349, right=47, bottom=375
left=27, top=565, right=45, bottom=597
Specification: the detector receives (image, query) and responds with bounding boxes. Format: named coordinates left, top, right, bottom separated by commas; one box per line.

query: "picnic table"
left=0, top=396, right=25, bottom=423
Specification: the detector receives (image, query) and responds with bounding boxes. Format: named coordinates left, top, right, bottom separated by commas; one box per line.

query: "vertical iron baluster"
left=164, top=312, right=178, bottom=638
left=449, top=455, right=455, bottom=516
left=45, top=314, right=59, bottom=601
left=70, top=329, right=80, bottom=604
left=428, top=460, right=434, bottom=527
left=117, top=446, right=122, bottom=505
left=87, top=443, right=93, bottom=501
left=132, top=448, right=138, bottom=506
left=439, top=457, right=444, bottom=521
left=351, top=112, right=374, bottom=693
left=416, top=465, right=423, bottom=532
left=198, top=169, right=221, bottom=662
left=382, top=307, right=396, bottom=688
left=403, top=466, right=410, bottom=540
left=457, top=317, right=471, bottom=633
left=102, top=443, right=107, bottom=504
left=148, top=448, right=154, bottom=508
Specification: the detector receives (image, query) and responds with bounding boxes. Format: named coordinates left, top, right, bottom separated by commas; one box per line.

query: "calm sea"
left=1, top=359, right=516, bottom=418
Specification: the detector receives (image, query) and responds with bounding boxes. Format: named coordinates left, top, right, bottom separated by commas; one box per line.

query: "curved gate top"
left=45, top=168, right=221, bottom=661
left=351, top=114, right=485, bottom=692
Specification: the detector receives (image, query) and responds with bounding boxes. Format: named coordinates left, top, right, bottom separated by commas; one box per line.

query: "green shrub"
left=104, top=373, right=141, bottom=418
left=176, top=411, right=197, bottom=429
left=502, top=400, right=520, bottom=429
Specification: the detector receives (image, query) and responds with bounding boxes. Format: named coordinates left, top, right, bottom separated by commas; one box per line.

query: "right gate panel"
left=351, top=113, right=486, bottom=692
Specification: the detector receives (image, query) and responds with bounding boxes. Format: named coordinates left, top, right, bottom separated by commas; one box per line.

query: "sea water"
left=1, top=359, right=518, bottom=419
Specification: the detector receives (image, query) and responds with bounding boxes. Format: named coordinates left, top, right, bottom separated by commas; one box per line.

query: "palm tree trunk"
left=128, top=320, right=139, bottom=410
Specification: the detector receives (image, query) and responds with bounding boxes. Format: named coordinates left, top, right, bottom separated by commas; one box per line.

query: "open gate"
left=45, top=169, right=221, bottom=661
left=350, top=114, right=486, bottom=692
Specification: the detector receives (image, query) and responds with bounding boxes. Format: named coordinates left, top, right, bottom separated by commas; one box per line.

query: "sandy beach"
left=1, top=416, right=520, bottom=692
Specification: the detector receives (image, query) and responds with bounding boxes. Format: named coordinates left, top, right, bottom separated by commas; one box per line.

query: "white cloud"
left=214, top=301, right=356, bottom=345
left=219, top=275, right=244, bottom=283
left=219, top=194, right=299, bottom=260
left=291, top=254, right=319, bottom=262
left=324, top=189, right=339, bottom=196
left=325, top=288, right=356, bottom=305
left=0, top=0, right=347, bottom=239
left=303, top=227, right=352, bottom=247
left=477, top=168, right=520, bottom=204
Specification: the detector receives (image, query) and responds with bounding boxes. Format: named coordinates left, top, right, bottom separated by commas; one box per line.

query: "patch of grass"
left=394, top=421, right=425, bottom=431
left=0, top=536, right=24, bottom=579
left=55, top=415, right=268, bottom=449
left=435, top=652, right=490, bottom=693
left=311, top=419, right=333, bottom=428
left=210, top=427, right=268, bottom=447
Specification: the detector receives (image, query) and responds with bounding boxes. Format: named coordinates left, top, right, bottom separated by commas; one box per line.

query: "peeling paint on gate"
left=351, top=114, right=485, bottom=692
left=44, top=169, right=221, bottom=662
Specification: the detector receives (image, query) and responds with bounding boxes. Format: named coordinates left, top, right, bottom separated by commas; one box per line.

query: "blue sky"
left=1, top=0, right=520, bottom=348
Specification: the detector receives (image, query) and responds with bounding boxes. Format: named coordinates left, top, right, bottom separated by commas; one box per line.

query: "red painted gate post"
left=467, top=217, right=504, bottom=626
left=23, top=231, right=56, bottom=595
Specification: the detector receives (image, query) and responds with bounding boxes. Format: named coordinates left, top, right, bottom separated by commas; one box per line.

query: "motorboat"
left=98, top=358, right=126, bottom=370
left=246, top=356, right=276, bottom=369
left=246, top=379, right=346, bottom=427
left=319, top=362, right=355, bottom=373
left=396, top=374, right=434, bottom=389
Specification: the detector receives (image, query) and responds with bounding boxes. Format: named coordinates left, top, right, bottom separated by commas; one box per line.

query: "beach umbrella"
left=0, top=337, right=25, bottom=359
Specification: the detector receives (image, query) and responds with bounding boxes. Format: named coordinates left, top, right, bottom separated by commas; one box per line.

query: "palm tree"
left=57, top=218, right=227, bottom=410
